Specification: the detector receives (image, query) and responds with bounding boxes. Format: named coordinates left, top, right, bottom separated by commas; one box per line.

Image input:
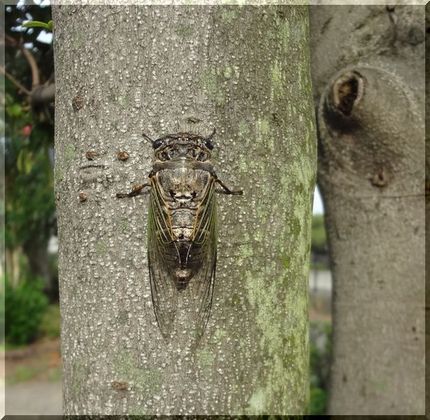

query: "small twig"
left=0, top=65, right=31, bottom=96
left=21, top=47, right=40, bottom=88
left=6, top=33, right=40, bottom=88
left=5, top=34, right=18, bottom=47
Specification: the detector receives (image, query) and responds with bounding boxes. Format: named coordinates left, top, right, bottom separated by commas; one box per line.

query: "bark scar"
left=332, top=71, right=365, bottom=116
left=79, top=163, right=108, bottom=184
left=111, top=380, right=129, bottom=391
left=369, top=167, right=390, bottom=188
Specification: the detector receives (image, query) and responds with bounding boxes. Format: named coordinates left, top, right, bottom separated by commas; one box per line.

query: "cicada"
left=117, top=130, right=242, bottom=340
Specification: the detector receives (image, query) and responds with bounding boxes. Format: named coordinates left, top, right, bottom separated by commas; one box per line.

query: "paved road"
left=6, top=381, right=62, bottom=415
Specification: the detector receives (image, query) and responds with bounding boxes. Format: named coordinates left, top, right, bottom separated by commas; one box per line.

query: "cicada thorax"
left=152, top=163, right=215, bottom=291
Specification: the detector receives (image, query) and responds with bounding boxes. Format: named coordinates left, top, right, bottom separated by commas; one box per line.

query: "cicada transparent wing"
left=148, top=173, right=217, bottom=341
left=183, top=181, right=217, bottom=340
left=147, top=179, right=178, bottom=338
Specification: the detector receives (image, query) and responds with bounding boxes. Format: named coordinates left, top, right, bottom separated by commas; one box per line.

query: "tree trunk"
left=53, top=5, right=316, bottom=415
left=310, top=5, right=425, bottom=415
left=5, top=247, right=21, bottom=287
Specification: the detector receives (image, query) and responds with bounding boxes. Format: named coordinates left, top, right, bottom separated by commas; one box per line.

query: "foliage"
left=5, top=3, right=56, bottom=288
left=311, top=214, right=327, bottom=254
left=7, top=365, right=42, bottom=384
left=4, top=275, right=49, bottom=345
left=5, top=90, right=55, bottom=249
left=5, top=3, right=54, bottom=96
left=309, top=320, right=332, bottom=414
left=39, top=304, right=61, bottom=338
left=310, top=214, right=329, bottom=270
left=22, top=19, right=53, bottom=32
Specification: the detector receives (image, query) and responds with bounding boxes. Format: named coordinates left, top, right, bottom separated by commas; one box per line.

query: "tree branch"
left=31, top=82, right=55, bottom=105
left=21, top=47, right=40, bottom=88
left=6, top=33, right=40, bottom=88
left=0, top=65, right=31, bottom=96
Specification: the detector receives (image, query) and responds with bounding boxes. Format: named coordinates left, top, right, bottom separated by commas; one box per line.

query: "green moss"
left=117, top=94, right=130, bottom=106
left=64, top=144, right=76, bottom=165
left=200, top=68, right=217, bottom=95
left=113, top=351, right=162, bottom=393
left=295, top=181, right=305, bottom=196
left=175, top=25, right=193, bottom=38
left=257, top=118, right=270, bottom=137
left=247, top=387, right=267, bottom=414
left=280, top=20, right=290, bottom=41
left=70, top=359, right=89, bottom=398
left=220, top=9, right=239, bottom=24
left=239, top=243, right=253, bottom=259
left=200, top=68, right=225, bottom=106
left=290, top=216, right=302, bottom=237
left=56, top=167, right=64, bottom=183
left=270, top=60, right=284, bottom=101
left=238, top=120, right=249, bottom=136
left=95, top=240, right=108, bottom=256
left=72, top=30, right=84, bottom=49
left=223, top=65, right=234, bottom=80
left=197, top=348, right=215, bottom=373
left=214, top=327, right=227, bottom=341
left=117, top=217, right=129, bottom=233
left=230, top=292, right=241, bottom=306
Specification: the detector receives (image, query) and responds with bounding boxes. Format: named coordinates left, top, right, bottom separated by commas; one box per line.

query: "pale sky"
left=313, top=186, right=324, bottom=215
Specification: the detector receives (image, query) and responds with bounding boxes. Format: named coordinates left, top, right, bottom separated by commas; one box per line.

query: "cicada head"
left=151, top=130, right=216, bottom=162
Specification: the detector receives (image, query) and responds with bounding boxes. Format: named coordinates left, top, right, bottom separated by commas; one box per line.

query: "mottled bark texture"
left=310, top=5, right=425, bottom=415
left=53, top=6, right=316, bottom=415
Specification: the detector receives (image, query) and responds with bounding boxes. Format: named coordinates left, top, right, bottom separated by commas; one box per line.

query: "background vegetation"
left=4, top=1, right=56, bottom=344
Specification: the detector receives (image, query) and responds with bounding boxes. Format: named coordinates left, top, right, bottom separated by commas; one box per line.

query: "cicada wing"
left=184, top=184, right=217, bottom=341
left=147, top=186, right=177, bottom=339
left=187, top=246, right=216, bottom=341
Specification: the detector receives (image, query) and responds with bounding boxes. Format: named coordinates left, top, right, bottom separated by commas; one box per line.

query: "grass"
left=309, top=320, right=332, bottom=414
left=7, top=365, right=44, bottom=384
left=5, top=303, right=62, bottom=385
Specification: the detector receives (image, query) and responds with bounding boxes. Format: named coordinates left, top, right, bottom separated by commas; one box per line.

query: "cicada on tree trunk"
left=117, top=130, right=242, bottom=342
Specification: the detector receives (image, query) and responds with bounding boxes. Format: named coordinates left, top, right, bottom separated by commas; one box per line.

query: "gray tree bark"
left=310, top=5, right=425, bottom=415
left=53, top=5, right=316, bottom=415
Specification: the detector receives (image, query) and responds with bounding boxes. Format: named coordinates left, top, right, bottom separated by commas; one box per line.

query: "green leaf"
left=6, top=103, right=22, bottom=118
left=22, top=20, right=51, bottom=31
left=16, top=150, right=34, bottom=174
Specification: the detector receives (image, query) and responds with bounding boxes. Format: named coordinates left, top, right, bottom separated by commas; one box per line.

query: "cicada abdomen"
left=117, top=130, right=242, bottom=341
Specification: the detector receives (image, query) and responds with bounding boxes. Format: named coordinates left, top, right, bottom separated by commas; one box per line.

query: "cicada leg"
left=116, top=183, right=151, bottom=198
left=215, top=178, right=243, bottom=195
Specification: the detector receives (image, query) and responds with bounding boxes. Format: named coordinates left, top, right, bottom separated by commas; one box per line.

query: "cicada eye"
left=205, top=139, right=214, bottom=150
left=153, top=139, right=163, bottom=149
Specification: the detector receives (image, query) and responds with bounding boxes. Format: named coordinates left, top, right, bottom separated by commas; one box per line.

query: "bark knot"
left=72, top=94, right=84, bottom=111
left=111, top=381, right=129, bottom=391
left=331, top=71, right=364, bottom=117
left=369, top=167, right=390, bottom=188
